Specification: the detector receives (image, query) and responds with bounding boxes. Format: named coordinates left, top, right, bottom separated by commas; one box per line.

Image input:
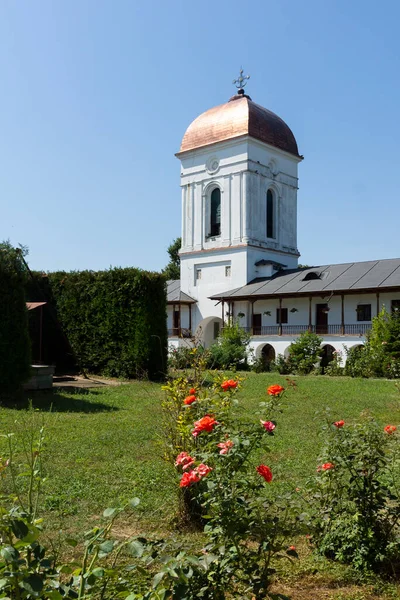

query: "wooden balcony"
left=168, top=328, right=192, bottom=338
left=239, top=324, right=372, bottom=336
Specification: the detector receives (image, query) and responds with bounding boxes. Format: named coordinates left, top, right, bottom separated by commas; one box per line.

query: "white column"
left=231, top=173, right=241, bottom=244
left=193, top=183, right=203, bottom=250
left=242, top=171, right=250, bottom=242
left=222, top=175, right=231, bottom=246
left=181, top=185, right=187, bottom=248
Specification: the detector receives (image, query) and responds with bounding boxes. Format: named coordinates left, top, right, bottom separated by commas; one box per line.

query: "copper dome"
left=179, top=93, right=299, bottom=157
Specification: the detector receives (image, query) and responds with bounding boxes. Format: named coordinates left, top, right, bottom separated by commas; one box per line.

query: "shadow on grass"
left=0, top=388, right=119, bottom=413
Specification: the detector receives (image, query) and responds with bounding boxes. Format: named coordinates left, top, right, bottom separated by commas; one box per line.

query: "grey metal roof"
left=167, top=280, right=196, bottom=304
left=209, top=258, right=400, bottom=301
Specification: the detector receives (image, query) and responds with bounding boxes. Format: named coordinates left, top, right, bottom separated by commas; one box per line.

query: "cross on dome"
left=232, top=68, right=250, bottom=91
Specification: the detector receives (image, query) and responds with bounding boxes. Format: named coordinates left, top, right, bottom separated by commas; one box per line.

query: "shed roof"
left=26, top=302, right=47, bottom=310
left=209, top=258, right=400, bottom=301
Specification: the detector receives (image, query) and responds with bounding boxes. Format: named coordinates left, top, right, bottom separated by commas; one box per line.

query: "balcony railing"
left=239, top=324, right=372, bottom=337
left=168, top=328, right=192, bottom=338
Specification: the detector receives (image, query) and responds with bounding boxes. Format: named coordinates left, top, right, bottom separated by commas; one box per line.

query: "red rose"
left=288, top=545, right=296, bottom=551
left=221, top=379, right=238, bottom=391
left=180, top=470, right=200, bottom=488
left=260, top=420, right=276, bottom=432
left=217, top=440, right=234, bottom=455
left=334, top=420, right=345, bottom=428
left=192, top=415, right=218, bottom=437
left=317, top=462, right=334, bottom=472
left=184, top=394, right=197, bottom=405
left=384, top=425, right=397, bottom=434
left=195, top=463, right=212, bottom=477
left=175, top=451, right=195, bottom=470
left=189, top=388, right=196, bottom=395
left=256, top=464, right=273, bottom=483
left=267, top=384, right=285, bottom=396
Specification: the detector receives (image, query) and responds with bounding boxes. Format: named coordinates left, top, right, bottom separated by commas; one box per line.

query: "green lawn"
left=1, top=374, right=400, bottom=599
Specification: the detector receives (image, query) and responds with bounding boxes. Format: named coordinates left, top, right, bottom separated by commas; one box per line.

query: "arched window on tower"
left=210, top=188, right=221, bottom=237
left=266, top=189, right=275, bottom=239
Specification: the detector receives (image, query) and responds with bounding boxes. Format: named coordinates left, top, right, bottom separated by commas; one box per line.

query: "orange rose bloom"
left=221, top=379, right=238, bottom=391
left=267, top=384, right=285, bottom=396
left=384, top=425, right=397, bottom=435
left=334, top=420, right=345, bottom=428
left=184, top=394, right=197, bottom=405
left=192, top=415, right=218, bottom=437
left=189, top=388, right=196, bottom=394
left=256, top=464, right=273, bottom=483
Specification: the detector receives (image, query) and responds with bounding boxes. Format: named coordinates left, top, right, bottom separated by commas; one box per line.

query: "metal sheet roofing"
left=167, top=280, right=196, bottom=304
left=209, top=258, right=400, bottom=301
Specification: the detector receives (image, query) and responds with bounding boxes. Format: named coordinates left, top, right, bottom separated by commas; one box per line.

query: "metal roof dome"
left=179, top=90, right=300, bottom=157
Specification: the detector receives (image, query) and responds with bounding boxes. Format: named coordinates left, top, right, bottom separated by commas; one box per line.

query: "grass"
left=1, top=374, right=400, bottom=598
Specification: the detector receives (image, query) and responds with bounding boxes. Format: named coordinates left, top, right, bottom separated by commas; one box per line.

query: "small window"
left=225, top=265, right=231, bottom=277
left=213, top=322, right=220, bottom=339
left=302, top=271, right=321, bottom=281
left=357, top=304, right=371, bottom=322
left=196, top=269, right=202, bottom=281
left=276, top=308, right=288, bottom=324
left=173, top=310, right=180, bottom=330
left=266, top=189, right=274, bottom=239
left=392, top=300, right=400, bottom=313
left=210, top=188, right=221, bottom=237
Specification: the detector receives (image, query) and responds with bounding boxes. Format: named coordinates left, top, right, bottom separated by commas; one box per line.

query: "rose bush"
left=309, top=413, right=400, bottom=573
left=161, top=356, right=300, bottom=598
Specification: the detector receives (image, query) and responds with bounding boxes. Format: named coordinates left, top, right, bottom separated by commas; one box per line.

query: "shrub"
left=287, top=331, right=322, bottom=375
left=344, top=309, right=400, bottom=379
left=0, top=242, right=31, bottom=395
left=207, top=320, right=250, bottom=370
left=310, top=414, right=400, bottom=573
left=272, top=353, right=292, bottom=375
left=27, top=268, right=167, bottom=380
left=168, top=344, right=207, bottom=370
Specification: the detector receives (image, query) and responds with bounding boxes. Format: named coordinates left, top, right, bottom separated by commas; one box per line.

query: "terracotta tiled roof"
left=179, top=93, right=299, bottom=157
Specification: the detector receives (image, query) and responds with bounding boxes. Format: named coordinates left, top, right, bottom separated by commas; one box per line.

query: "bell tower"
left=176, top=72, right=303, bottom=321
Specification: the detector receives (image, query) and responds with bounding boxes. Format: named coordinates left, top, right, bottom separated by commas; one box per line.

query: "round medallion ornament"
left=206, top=156, right=220, bottom=174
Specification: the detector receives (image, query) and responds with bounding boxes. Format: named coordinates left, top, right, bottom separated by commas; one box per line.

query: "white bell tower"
left=176, top=72, right=303, bottom=328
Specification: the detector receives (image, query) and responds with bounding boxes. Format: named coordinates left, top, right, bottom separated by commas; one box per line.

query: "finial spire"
left=232, top=68, right=250, bottom=93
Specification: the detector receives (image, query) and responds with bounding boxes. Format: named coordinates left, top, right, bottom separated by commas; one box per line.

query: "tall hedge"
left=0, top=243, right=31, bottom=394
left=27, top=268, right=167, bottom=381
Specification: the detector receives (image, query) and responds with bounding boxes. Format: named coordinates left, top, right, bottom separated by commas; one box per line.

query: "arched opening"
left=266, top=189, right=275, bottom=239
left=261, top=344, right=275, bottom=368
left=210, top=188, right=221, bottom=237
left=195, top=316, right=223, bottom=348
left=320, top=344, right=336, bottom=370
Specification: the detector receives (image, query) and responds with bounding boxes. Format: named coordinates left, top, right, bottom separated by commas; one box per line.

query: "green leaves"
left=1, top=546, right=19, bottom=562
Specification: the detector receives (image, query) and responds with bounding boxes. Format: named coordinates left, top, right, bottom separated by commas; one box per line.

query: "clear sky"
left=1, top=0, right=400, bottom=273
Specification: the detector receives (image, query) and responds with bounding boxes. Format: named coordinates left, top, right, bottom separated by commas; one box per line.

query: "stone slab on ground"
left=24, top=365, right=55, bottom=390
left=53, top=375, right=122, bottom=388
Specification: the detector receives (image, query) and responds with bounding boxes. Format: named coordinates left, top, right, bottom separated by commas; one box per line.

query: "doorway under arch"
left=320, top=344, right=336, bottom=370
left=261, top=344, right=276, bottom=368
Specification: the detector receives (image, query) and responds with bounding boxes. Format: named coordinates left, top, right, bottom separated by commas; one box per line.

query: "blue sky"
left=1, top=0, right=400, bottom=272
